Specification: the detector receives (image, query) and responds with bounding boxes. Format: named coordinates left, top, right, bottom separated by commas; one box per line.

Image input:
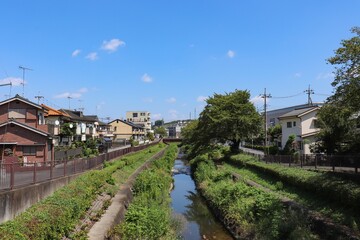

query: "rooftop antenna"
left=78, top=99, right=84, bottom=112
left=67, top=96, right=72, bottom=109
left=35, top=93, right=44, bottom=104
left=19, top=65, right=33, bottom=97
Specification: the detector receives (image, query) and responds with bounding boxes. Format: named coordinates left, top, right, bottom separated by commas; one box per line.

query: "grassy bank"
left=110, top=144, right=178, bottom=240
left=0, top=143, right=166, bottom=240
left=190, top=151, right=319, bottom=239
left=226, top=154, right=360, bottom=232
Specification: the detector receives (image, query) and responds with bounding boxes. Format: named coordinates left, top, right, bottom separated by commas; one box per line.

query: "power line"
left=272, top=92, right=304, bottom=99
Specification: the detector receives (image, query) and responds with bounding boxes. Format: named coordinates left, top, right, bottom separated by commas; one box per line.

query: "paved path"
left=239, top=146, right=264, bottom=156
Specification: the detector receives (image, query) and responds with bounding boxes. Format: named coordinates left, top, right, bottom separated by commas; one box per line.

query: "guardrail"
left=243, top=150, right=360, bottom=174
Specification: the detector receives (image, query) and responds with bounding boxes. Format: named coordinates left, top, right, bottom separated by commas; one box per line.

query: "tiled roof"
left=109, top=119, right=144, bottom=129
left=42, top=104, right=71, bottom=117
left=278, top=106, right=319, bottom=119
left=0, top=94, right=43, bottom=109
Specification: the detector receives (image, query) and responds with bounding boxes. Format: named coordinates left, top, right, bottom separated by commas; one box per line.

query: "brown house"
left=0, top=95, right=54, bottom=164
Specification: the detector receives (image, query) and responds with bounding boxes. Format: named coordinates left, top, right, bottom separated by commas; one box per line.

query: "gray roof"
left=109, top=119, right=144, bottom=129
left=278, top=106, right=319, bottom=119
left=0, top=94, right=43, bottom=109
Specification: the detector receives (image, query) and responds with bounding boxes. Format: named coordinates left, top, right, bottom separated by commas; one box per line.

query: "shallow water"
left=170, top=159, right=233, bottom=240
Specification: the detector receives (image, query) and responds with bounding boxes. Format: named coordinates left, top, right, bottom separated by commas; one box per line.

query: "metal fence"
left=0, top=141, right=160, bottom=190
left=54, top=147, right=83, bottom=160
left=245, top=152, right=360, bottom=174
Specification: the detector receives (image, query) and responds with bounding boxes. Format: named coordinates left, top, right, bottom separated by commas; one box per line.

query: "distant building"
left=126, top=111, right=151, bottom=132
left=109, top=119, right=145, bottom=141
left=166, top=120, right=192, bottom=138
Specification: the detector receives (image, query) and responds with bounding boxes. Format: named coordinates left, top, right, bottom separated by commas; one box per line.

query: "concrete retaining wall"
left=0, top=173, right=82, bottom=223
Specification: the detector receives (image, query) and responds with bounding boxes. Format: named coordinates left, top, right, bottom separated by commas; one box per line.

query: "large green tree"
left=185, top=90, right=262, bottom=154
left=317, top=27, right=360, bottom=154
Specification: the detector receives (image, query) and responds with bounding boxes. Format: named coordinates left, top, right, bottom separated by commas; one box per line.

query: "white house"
left=278, top=106, right=320, bottom=154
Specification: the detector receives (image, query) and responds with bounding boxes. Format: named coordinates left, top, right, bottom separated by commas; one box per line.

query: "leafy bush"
left=229, top=154, right=360, bottom=211
left=191, top=153, right=317, bottom=239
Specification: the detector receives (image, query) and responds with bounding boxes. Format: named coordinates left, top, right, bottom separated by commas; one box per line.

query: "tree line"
left=182, top=27, right=360, bottom=156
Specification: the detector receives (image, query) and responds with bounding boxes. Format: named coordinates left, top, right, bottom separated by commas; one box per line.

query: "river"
left=170, top=158, right=234, bottom=240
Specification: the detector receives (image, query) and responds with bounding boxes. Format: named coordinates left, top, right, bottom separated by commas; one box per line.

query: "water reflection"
left=171, top=159, right=233, bottom=240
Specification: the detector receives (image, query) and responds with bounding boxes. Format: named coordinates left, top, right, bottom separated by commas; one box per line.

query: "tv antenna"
left=67, top=96, right=72, bottom=109
left=19, top=65, right=33, bottom=97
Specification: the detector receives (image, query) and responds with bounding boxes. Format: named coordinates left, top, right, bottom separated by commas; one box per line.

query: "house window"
left=133, top=113, right=138, bottom=117
left=9, top=109, right=26, bottom=119
left=293, top=121, right=296, bottom=127
left=114, top=126, right=117, bottom=131
left=38, top=112, right=45, bottom=125
left=23, top=146, right=36, bottom=156
left=270, top=118, right=275, bottom=126
left=140, top=112, right=145, bottom=116
left=287, top=122, right=292, bottom=128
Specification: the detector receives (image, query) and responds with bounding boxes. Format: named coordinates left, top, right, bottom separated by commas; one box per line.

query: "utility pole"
left=19, top=66, right=33, bottom=97
left=260, top=88, right=271, bottom=152
left=34, top=95, right=44, bottom=104
left=194, top=108, right=197, bottom=119
left=304, top=85, right=314, bottom=106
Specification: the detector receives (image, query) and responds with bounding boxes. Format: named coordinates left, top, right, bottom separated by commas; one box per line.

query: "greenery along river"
left=171, top=158, right=233, bottom=240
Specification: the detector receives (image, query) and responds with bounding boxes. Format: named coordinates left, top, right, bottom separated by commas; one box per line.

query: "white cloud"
left=54, top=88, right=88, bottom=99
left=78, top=87, right=88, bottom=93
left=166, top=97, right=176, bottom=103
left=250, top=96, right=264, bottom=104
left=86, top=52, right=98, bottom=61
left=72, top=49, right=81, bottom=57
left=168, top=109, right=179, bottom=120
left=101, top=39, right=126, bottom=52
left=316, top=72, right=334, bottom=80
left=141, top=73, right=153, bottom=83
left=0, top=77, right=23, bottom=86
left=294, top=72, right=302, bottom=78
left=197, top=96, right=208, bottom=102
left=152, top=113, right=162, bottom=120
left=227, top=50, right=235, bottom=58
left=143, top=98, right=153, bottom=103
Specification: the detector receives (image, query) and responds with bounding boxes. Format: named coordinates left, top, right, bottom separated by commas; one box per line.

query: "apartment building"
left=126, top=111, right=151, bottom=132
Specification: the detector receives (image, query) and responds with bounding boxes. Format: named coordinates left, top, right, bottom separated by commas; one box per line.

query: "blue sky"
left=0, top=1, right=359, bottom=122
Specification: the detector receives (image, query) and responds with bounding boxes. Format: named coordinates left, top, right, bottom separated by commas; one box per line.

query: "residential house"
left=267, top=103, right=323, bottom=128
left=126, top=111, right=151, bottom=132
left=109, top=119, right=145, bottom=141
left=42, top=104, right=71, bottom=146
left=278, top=106, right=320, bottom=154
left=0, top=95, right=54, bottom=164
left=59, top=109, right=99, bottom=142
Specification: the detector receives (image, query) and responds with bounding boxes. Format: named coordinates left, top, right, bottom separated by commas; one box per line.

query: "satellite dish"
left=69, top=123, right=73, bottom=129
left=55, top=120, right=60, bottom=126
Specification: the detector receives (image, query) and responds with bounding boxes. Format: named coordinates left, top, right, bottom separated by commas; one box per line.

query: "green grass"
left=0, top=143, right=166, bottom=240
left=226, top=154, right=360, bottom=232
left=191, top=154, right=319, bottom=239
left=111, top=144, right=179, bottom=240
